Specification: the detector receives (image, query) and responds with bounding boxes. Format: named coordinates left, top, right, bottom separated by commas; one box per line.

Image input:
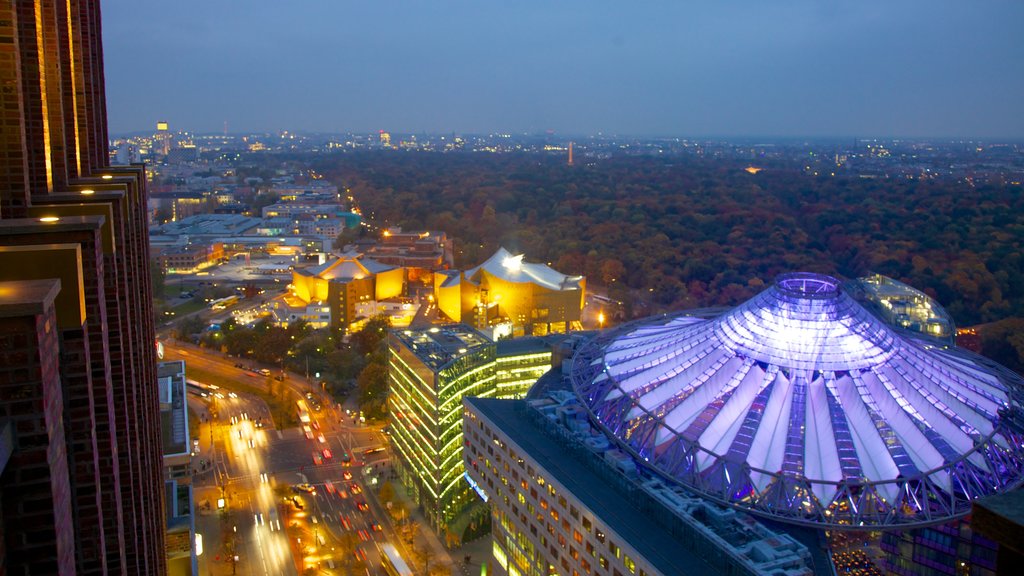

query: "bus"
left=209, top=295, right=240, bottom=311
left=296, top=401, right=311, bottom=424
left=379, top=543, right=413, bottom=576
left=186, top=379, right=218, bottom=396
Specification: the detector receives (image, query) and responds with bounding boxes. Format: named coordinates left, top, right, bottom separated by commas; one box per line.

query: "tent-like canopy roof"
left=571, top=273, right=1024, bottom=529
left=295, top=253, right=396, bottom=281
left=463, top=247, right=583, bottom=291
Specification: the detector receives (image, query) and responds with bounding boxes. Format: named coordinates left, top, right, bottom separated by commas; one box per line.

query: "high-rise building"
left=0, top=1, right=167, bottom=574
left=155, top=121, right=171, bottom=156
left=463, top=273, right=1024, bottom=576
left=387, top=325, right=557, bottom=540
left=388, top=325, right=497, bottom=535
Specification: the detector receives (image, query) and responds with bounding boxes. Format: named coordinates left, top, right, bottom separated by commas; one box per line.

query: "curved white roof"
left=572, top=273, right=1024, bottom=529
left=466, top=247, right=583, bottom=291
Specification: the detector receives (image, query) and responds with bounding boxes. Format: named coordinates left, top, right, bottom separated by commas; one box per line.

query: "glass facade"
left=388, top=326, right=555, bottom=537
left=389, top=328, right=495, bottom=532
left=572, top=273, right=1024, bottom=529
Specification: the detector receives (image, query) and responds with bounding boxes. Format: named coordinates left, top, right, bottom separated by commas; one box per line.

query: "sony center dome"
left=571, top=272, right=1024, bottom=529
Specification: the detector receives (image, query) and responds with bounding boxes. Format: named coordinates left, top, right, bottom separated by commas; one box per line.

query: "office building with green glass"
left=388, top=326, right=555, bottom=539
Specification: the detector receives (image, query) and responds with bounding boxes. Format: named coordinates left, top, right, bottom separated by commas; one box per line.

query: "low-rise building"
left=157, top=361, right=198, bottom=576
left=290, top=253, right=404, bottom=332
left=435, top=247, right=585, bottom=337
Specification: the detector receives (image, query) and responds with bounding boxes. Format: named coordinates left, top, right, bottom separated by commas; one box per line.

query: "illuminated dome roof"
left=571, top=273, right=1024, bottom=529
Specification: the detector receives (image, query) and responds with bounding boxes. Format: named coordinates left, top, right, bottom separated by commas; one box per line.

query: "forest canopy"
left=315, top=151, right=1024, bottom=328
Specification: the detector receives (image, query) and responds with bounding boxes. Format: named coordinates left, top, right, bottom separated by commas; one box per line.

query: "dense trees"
left=315, top=152, right=1024, bottom=330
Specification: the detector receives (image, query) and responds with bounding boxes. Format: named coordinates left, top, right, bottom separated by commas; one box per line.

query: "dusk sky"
left=102, top=1, right=1024, bottom=138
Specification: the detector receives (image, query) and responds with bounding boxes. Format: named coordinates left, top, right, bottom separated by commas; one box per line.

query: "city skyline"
left=102, top=1, right=1024, bottom=139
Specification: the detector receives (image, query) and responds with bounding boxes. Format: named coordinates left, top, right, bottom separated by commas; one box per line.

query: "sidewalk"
left=379, top=474, right=495, bottom=576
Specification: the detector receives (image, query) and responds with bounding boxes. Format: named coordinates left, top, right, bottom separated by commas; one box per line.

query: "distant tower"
left=568, top=141, right=574, bottom=166
left=223, top=120, right=228, bottom=136
left=379, top=130, right=391, bottom=148
left=156, top=121, right=171, bottom=155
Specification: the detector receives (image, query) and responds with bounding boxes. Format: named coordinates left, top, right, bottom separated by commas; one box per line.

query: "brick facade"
left=0, top=1, right=167, bottom=574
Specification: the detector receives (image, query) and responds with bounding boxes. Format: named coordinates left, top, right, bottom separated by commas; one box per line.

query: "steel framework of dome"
left=571, top=273, right=1024, bottom=529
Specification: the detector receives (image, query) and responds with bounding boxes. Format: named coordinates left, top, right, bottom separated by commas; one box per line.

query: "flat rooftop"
left=392, top=324, right=492, bottom=371
left=467, top=396, right=722, bottom=576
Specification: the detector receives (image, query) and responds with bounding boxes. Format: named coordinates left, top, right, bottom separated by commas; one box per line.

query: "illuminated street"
left=170, top=342, right=407, bottom=575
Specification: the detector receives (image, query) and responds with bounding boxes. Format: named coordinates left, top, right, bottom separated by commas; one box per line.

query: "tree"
left=600, top=258, right=626, bottom=285
left=174, top=315, right=206, bottom=341
left=350, top=314, right=391, bottom=356
left=253, top=327, right=291, bottom=364
left=356, top=362, right=388, bottom=418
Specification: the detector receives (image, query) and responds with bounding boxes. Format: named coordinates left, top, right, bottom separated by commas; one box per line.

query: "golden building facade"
left=290, top=254, right=403, bottom=331
left=435, top=248, right=585, bottom=337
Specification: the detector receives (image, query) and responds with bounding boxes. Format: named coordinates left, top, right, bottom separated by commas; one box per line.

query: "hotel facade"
left=0, top=1, right=167, bottom=574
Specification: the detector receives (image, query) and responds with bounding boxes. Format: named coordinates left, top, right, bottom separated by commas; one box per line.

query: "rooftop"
left=571, top=272, right=1024, bottom=529
left=392, top=324, right=493, bottom=371
left=468, top=396, right=818, bottom=576
left=445, top=247, right=583, bottom=292
left=158, top=361, right=189, bottom=456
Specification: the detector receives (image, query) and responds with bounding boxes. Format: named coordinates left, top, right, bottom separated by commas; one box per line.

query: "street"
left=168, top=342, right=401, bottom=575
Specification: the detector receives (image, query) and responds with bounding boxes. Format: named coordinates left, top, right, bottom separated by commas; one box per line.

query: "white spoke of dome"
left=619, top=344, right=724, bottom=405
left=693, top=360, right=762, bottom=469
left=895, top=350, right=995, bottom=438
left=859, top=370, right=947, bottom=481
left=656, top=356, right=749, bottom=443
left=604, top=321, right=701, bottom=363
left=830, top=374, right=900, bottom=484
left=609, top=337, right=718, bottom=394
left=747, top=371, right=794, bottom=491
left=631, top=352, right=733, bottom=421
left=805, top=374, right=842, bottom=501
left=881, top=364, right=976, bottom=457
left=901, top=345, right=1003, bottom=425
left=929, top=348, right=1009, bottom=405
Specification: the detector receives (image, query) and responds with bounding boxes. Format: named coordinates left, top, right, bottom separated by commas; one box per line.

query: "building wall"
left=388, top=337, right=496, bottom=534
left=881, top=520, right=998, bottom=576
left=434, top=275, right=464, bottom=322
left=464, top=403, right=657, bottom=576
left=0, top=285, right=77, bottom=575
left=0, top=0, right=168, bottom=571
left=495, top=351, right=552, bottom=399
left=436, top=271, right=585, bottom=336
left=375, top=266, right=405, bottom=300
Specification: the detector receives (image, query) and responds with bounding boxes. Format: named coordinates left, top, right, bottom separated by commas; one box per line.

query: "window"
left=573, top=530, right=583, bottom=544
